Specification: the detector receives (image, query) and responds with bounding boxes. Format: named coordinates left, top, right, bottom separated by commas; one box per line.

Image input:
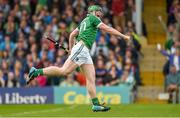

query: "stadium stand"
left=0, top=0, right=142, bottom=88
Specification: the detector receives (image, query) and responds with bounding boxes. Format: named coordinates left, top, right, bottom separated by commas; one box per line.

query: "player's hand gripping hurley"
left=43, top=33, right=69, bottom=53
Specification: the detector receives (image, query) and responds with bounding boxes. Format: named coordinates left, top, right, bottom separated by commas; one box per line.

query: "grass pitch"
left=0, top=104, right=180, bottom=117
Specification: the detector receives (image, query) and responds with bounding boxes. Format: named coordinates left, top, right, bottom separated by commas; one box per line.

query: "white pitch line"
left=6, top=105, right=77, bottom=117
left=69, top=104, right=78, bottom=109
left=8, top=107, right=62, bottom=117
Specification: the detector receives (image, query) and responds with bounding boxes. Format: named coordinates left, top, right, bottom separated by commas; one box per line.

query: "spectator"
left=18, top=19, right=31, bottom=37
left=12, top=60, right=25, bottom=86
left=126, top=29, right=141, bottom=58
left=60, top=74, right=79, bottom=87
left=28, top=36, right=36, bottom=47
left=96, top=35, right=109, bottom=57
left=169, top=40, right=180, bottom=54
left=123, top=49, right=134, bottom=68
left=108, top=36, right=119, bottom=51
left=111, top=0, right=125, bottom=29
left=0, top=11, right=5, bottom=33
left=125, top=21, right=136, bottom=32
left=1, top=59, right=9, bottom=85
left=120, top=68, right=135, bottom=84
left=0, top=0, right=10, bottom=17
left=125, top=0, right=135, bottom=22
left=30, top=43, right=39, bottom=64
left=36, top=0, right=48, bottom=13
left=12, top=3, right=22, bottom=19
left=123, top=48, right=142, bottom=85
left=0, top=35, right=16, bottom=53
left=51, top=17, right=58, bottom=38
left=56, top=49, right=67, bottom=63
left=36, top=76, right=47, bottom=87
left=13, top=38, right=27, bottom=66
left=0, top=69, right=5, bottom=87
left=105, top=65, right=122, bottom=86
left=72, top=0, right=86, bottom=15
left=7, top=71, right=20, bottom=88
left=25, top=53, right=34, bottom=72
left=159, top=46, right=180, bottom=72
left=167, top=0, right=180, bottom=25
left=3, top=15, right=18, bottom=42
left=99, top=0, right=110, bottom=17
left=75, top=71, right=86, bottom=86
left=37, top=49, right=51, bottom=68
left=158, top=15, right=179, bottom=52
left=20, top=0, right=31, bottom=14
left=95, top=59, right=107, bottom=86
left=0, top=49, right=11, bottom=64
left=158, top=16, right=177, bottom=42
left=39, top=40, right=55, bottom=62
left=165, top=65, right=180, bottom=103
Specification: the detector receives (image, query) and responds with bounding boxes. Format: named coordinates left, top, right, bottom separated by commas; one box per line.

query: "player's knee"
left=61, top=69, right=71, bottom=76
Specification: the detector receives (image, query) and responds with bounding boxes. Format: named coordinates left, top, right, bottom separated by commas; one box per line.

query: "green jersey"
left=77, top=14, right=102, bottom=49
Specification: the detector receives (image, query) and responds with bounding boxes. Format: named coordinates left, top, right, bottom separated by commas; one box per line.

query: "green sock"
left=34, top=69, right=43, bottom=77
left=92, top=97, right=100, bottom=105
left=37, top=69, right=43, bottom=75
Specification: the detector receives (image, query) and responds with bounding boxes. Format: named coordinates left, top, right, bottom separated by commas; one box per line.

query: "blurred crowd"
left=0, top=0, right=142, bottom=88
left=158, top=0, right=180, bottom=103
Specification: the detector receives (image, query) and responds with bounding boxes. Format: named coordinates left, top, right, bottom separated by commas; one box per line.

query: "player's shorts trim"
left=70, top=44, right=84, bottom=61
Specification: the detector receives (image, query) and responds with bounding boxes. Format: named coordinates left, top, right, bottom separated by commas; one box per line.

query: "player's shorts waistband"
left=76, top=40, right=89, bottom=51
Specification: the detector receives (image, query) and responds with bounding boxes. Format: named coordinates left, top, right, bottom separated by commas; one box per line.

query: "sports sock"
left=92, top=97, right=100, bottom=105
left=34, top=69, right=43, bottom=77
left=37, top=69, right=43, bottom=75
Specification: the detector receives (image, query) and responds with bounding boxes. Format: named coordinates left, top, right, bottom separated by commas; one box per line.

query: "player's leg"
left=27, top=42, right=84, bottom=84
left=27, top=57, right=78, bottom=84
left=43, top=58, right=78, bottom=76
left=81, top=64, right=96, bottom=98
left=80, top=64, right=110, bottom=112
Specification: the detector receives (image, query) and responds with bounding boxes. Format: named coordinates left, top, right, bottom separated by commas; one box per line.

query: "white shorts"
left=69, top=42, right=93, bottom=66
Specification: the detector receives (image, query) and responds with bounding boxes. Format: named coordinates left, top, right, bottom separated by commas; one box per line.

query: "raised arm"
left=98, top=23, right=130, bottom=40
left=160, top=50, right=170, bottom=57
left=158, top=15, right=167, bottom=32
left=157, top=44, right=170, bottom=57
left=69, top=28, right=79, bottom=51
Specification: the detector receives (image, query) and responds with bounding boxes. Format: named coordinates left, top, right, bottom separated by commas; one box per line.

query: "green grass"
left=0, top=104, right=180, bottom=117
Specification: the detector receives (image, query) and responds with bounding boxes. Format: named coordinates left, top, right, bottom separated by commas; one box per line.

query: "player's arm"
left=157, top=43, right=170, bottom=57
left=158, top=15, right=167, bottom=32
left=99, top=23, right=130, bottom=40
left=69, top=28, right=79, bottom=52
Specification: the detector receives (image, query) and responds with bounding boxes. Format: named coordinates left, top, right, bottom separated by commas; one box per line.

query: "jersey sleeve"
left=77, top=24, right=80, bottom=30
left=90, top=15, right=102, bottom=28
